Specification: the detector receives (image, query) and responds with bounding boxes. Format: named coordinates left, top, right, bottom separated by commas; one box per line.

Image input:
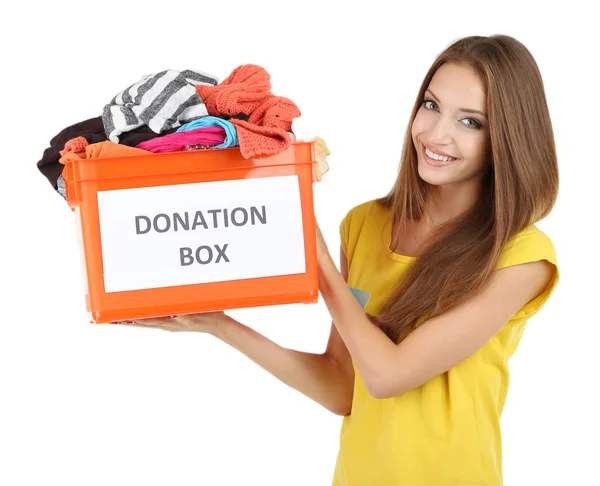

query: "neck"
left=424, top=180, right=483, bottom=227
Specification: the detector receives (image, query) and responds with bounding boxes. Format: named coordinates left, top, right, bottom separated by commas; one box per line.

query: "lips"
left=421, top=144, right=458, bottom=167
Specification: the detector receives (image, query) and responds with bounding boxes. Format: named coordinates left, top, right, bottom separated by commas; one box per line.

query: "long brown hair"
left=373, top=35, right=559, bottom=343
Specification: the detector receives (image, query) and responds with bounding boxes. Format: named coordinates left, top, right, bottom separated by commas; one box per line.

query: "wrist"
left=211, top=314, right=236, bottom=340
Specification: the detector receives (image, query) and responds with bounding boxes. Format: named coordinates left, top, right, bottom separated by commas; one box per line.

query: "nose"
left=428, top=115, right=453, bottom=145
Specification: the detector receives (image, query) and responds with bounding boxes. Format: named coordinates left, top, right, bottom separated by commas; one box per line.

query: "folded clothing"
left=37, top=116, right=177, bottom=191
left=136, top=126, right=227, bottom=153
left=176, top=116, right=238, bottom=148
left=102, top=68, right=219, bottom=143
left=59, top=141, right=152, bottom=165
left=196, top=64, right=301, bottom=158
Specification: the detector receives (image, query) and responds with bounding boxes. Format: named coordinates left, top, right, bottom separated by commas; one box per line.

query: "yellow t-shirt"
left=332, top=200, right=560, bottom=486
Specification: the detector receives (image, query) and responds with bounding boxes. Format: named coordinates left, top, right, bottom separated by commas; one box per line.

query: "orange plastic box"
left=63, top=142, right=319, bottom=324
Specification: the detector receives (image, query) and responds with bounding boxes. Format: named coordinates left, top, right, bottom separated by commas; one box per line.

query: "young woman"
left=123, top=35, right=560, bottom=485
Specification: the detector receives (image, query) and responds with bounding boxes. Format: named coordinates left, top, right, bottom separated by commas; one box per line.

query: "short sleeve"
left=338, top=200, right=373, bottom=265
left=339, top=209, right=352, bottom=257
left=496, top=226, right=559, bottom=320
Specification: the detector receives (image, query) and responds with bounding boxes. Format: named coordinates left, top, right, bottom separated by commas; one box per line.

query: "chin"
left=417, top=160, right=455, bottom=186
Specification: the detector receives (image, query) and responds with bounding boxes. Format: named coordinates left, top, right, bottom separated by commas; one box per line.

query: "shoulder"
left=495, top=224, right=559, bottom=320
left=339, top=199, right=386, bottom=257
left=339, top=199, right=390, bottom=232
left=340, top=199, right=380, bottom=224
left=496, top=224, right=557, bottom=269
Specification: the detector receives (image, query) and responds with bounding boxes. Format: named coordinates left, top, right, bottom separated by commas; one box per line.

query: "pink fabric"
left=135, top=126, right=227, bottom=153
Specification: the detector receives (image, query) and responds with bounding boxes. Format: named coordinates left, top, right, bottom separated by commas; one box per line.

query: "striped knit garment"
left=102, top=69, right=218, bottom=143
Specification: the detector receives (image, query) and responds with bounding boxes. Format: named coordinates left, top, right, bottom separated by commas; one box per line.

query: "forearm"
left=318, top=252, right=397, bottom=397
left=213, top=315, right=353, bottom=415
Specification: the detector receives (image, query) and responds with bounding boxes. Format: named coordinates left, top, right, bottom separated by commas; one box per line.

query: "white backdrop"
left=1, top=1, right=597, bottom=485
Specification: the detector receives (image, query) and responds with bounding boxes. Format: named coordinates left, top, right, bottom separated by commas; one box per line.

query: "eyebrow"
left=426, top=89, right=488, bottom=119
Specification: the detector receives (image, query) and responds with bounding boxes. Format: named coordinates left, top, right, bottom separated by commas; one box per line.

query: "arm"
left=213, top=248, right=354, bottom=415
left=315, top=224, right=556, bottom=399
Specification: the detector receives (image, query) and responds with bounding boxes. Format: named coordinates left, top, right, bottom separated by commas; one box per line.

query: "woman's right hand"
left=117, top=311, right=231, bottom=335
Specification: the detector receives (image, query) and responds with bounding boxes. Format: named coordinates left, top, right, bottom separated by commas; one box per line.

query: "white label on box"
left=96, top=175, right=307, bottom=293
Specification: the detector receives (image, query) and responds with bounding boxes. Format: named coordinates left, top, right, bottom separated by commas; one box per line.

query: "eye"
left=422, top=99, right=438, bottom=111
left=461, top=118, right=483, bottom=129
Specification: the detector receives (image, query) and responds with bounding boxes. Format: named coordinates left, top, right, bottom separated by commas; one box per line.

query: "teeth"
left=425, top=146, right=456, bottom=162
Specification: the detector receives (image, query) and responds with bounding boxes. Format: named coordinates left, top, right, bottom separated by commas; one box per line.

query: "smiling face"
left=411, top=62, right=491, bottom=189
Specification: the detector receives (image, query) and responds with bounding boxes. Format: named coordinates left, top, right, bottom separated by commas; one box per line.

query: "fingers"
left=113, top=312, right=226, bottom=331
left=144, top=319, right=172, bottom=326
left=172, top=312, right=219, bottom=324
left=115, top=317, right=174, bottom=329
